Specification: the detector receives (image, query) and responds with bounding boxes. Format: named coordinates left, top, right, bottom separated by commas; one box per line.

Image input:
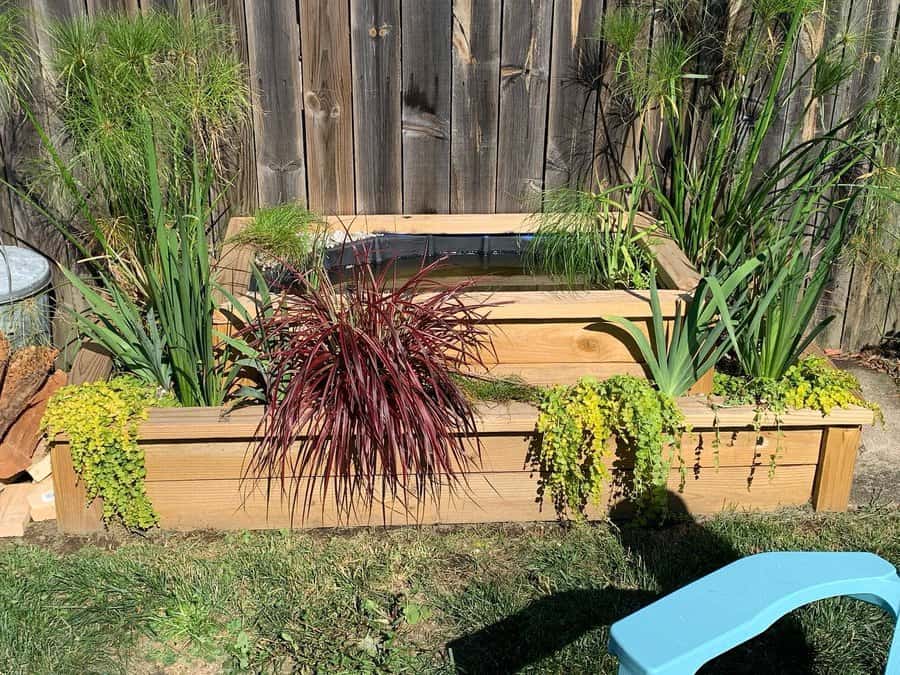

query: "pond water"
left=292, top=233, right=593, bottom=292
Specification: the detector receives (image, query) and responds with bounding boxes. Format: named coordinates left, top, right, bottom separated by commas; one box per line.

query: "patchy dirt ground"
left=834, top=359, right=900, bottom=506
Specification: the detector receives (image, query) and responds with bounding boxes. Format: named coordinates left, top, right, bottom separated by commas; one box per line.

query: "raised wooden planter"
left=52, top=398, right=875, bottom=533
left=218, top=213, right=708, bottom=388
left=51, top=213, right=871, bottom=534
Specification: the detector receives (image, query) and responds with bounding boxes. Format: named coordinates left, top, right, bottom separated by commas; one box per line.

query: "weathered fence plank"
left=218, top=0, right=257, bottom=217
left=496, top=0, right=553, bottom=212
left=592, top=0, right=632, bottom=186
left=246, top=0, right=307, bottom=207
left=85, top=0, right=130, bottom=14
left=817, top=0, right=870, bottom=347
left=351, top=0, right=402, bottom=214
left=884, top=273, right=900, bottom=339
left=450, top=0, right=500, bottom=213
left=401, top=0, right=451, bottom=214
left=3, top=0, right=87, bottom=366
left=1, top=0, right=895, bottom=350
left=301, top=0, right=355, bottom=214
left=544, top=0, right=603, bottom=189
left=839, top=0, right=900, bottom=350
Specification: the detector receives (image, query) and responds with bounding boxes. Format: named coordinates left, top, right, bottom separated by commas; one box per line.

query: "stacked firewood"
left=0, top=333, right=64, bottom=536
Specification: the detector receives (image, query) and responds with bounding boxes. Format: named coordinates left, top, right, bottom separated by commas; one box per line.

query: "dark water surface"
left=322, top=233, right=587, bottom=292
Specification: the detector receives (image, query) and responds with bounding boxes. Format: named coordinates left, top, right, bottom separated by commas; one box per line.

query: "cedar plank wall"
left=1, top=0, right=898, bottom=350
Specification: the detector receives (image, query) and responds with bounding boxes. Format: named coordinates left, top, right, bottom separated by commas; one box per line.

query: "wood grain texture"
left=686, top=367, right=715, bottom=396
left=144, top=464, right=818, bottom=530
left=67, top=342, right=113, bottom=385
left=496, top=0, right=553, bottom=211
left=0, top=1, right=43, bottom=243
left=754, top=27, right=798, bottom=179
left=325, top=212, right=533, bottom=233
left=141, top=0, right=190, bottom=15
left=401, top=0, right=451, bottom=214
left=144, top=435, right=531, bottom=480
left=301, top=0, right=355, bottom=213
left=15, top=0, right=87, bottom=365
left=812, top=425, right=862, bottom=511
left=460, top=289, right=684, bottom=319
left=450, top=0, right=501, bottom=213
left=246, top=0, right=307, bottom=206
left=633, top=215, right=702, bottom=290
left=215, top=217, right=254, bottom=296
left=130, top=399, right=875, bottom=441
left=51, top=442, right=104, bottom=534
left=838, top=0, right=900, bottom=350
left=469, top=361, right=649, bottom=385
left=0, top=137, right=13, bottom=246
left=31, top=0, right=84, bottom=24
left=842, top=253, right=898, bottom=350
left=592, top=0, right=626, bottom=185
left=52, top=341, right=112, bottom=533
left=676, top=399, right=875, bottom=429
left=816, top=0, right=869, bottom=348
left=141, top=0, right=176, bottom=12
left=778, top=8, right=823, bottom=165
left=351, top=0, right=402, bottom=213
left=219, top=0, right=258, bottom=216
left=85, top=0, right=129, bottom=14
left=884, top=272, right=900, bottom=338
left=142, top=429, right=823, bottom=481
left=482, top=319, right=654, bottom=364
left=544, top=0, right=603, bottom=189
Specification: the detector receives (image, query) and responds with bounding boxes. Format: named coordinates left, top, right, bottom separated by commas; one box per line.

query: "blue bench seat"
left=609, top=551, right=900, bottom=674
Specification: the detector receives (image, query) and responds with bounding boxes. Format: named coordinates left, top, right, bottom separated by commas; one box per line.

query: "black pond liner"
left=256, top=232, right=594, bottom=293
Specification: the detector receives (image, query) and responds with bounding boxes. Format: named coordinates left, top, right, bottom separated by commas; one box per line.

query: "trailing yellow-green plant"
left=712, top=357, right=882, bottom=477
left=713, top=356, right=881, bottom=419
left=41, top=377, right=176, bottom=529
left=530, top=375, right=684, bottom=521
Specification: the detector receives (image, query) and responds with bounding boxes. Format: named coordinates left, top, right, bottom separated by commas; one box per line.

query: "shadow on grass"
left=447, top=493, right=816, bottom=674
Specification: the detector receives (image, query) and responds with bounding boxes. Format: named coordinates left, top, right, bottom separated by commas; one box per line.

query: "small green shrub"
left=231, top=204, right=326, bottom=271
left=41, top=377, right=176, bottom=529
left=531, top=375, right=684, bottom=521
left=723, top=217, right=850, bottom=381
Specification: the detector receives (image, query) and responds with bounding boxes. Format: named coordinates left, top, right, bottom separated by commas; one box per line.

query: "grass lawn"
left=1, top=507, right=897, bottom=674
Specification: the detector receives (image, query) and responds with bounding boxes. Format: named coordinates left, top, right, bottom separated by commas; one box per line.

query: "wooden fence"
left=1, top=0, right=898, bottom=352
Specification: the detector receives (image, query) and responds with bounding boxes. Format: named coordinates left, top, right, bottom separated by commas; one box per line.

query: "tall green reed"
left=0, top=5, right=252, bottom=405
left=56, top=119, right=243, bottom=406
left=526, top=179, right=651, bottom=289
left=592, top=0, right=874, bottom=269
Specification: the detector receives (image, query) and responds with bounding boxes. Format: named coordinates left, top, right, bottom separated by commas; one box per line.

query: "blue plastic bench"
left=608, top=552, right=900, bottom=674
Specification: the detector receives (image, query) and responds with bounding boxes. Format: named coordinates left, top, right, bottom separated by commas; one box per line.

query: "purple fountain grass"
left=242, top=255, right=498, bottom=525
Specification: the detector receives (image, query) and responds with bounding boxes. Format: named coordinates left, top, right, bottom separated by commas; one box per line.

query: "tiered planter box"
left=50, top=213, right=874, bottom=534
left=218, top=213, right=709, bottom=388
left=52, top=398, right=875, bottom=533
